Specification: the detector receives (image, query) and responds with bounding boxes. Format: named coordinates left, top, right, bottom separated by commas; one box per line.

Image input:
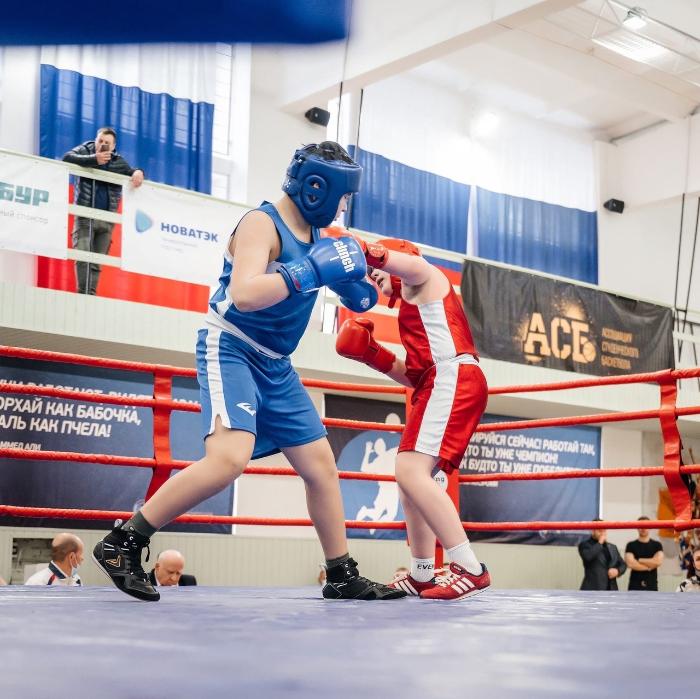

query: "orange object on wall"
left=657, top=487, right=676, bottom=538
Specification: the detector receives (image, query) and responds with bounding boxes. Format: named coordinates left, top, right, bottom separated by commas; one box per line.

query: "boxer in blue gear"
left=93, top=141, right=405, bottom=602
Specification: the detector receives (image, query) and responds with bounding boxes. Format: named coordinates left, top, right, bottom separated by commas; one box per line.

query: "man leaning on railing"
left=62, top=127, right=144, bottom=295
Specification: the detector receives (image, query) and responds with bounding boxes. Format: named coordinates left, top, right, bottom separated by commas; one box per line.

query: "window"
left=211, top=173, right=229, bottom=200
left=213, top=44, right=233, bottom=156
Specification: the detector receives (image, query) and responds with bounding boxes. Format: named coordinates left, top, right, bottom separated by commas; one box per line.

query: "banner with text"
left=0, top=356, right=233, bottom=533
left=0, top=151, right=68, bottom=258
left=461, top=260, right=673, bottom=375
left=460, top=414, right=600, bottom=545
left=326, top=395, right=407, bottom=540
left=121, top=183, right=247, bottom=285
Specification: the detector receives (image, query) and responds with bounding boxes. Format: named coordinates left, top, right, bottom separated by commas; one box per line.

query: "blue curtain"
left=348, top=147, right=470, bottom=257
left=39, top=64, right=213, bottom=193
left=475, top=187, right=598, bottom=284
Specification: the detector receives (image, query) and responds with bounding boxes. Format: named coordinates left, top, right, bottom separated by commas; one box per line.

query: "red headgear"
left=376, top=238, right=422, bottom=308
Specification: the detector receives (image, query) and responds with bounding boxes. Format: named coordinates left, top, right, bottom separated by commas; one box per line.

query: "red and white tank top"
left=399, top=280, right=479, bottom=387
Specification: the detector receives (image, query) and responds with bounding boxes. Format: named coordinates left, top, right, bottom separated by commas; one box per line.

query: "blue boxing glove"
left=278, top=236, right=366, bottom=294
left=329, top=279, right=378, bottom=313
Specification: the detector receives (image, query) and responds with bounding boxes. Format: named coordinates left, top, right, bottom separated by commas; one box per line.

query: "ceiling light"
left=622, top=6, right=647, bottom=31
left=593, top=29, right=671, bottom=63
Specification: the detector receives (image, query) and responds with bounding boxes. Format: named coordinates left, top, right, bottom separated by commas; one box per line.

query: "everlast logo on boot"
left=518, top=311, right=596, bottom=365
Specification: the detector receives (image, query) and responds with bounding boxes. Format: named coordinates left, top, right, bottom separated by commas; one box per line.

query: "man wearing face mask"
left=25, top=533, right=84, bottom=586
left=62, top=127, right=144, bottom=295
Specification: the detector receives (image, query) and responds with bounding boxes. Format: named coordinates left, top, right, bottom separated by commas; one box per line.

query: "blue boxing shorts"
left=196, top=326, right=326, bottom=459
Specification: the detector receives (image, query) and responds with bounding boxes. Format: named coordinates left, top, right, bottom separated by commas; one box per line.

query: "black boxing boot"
left=92, top=520, right=160, bottom=602
left=322, top=556, right=407, bottom=600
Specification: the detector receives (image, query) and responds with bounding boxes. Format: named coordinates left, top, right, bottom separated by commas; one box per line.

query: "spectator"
left=0, top=575, right=7, bottom=585
left=578, top=519, right=626, bottom=590
left=679, top=532, right=696, bottom=578
left=317, top=566, right=327, bottom=587
left=62, top=126, right=144, bottom=295
left=677, top=549, right=700, bottom=592
left=148, top=550, right=197, bottom=587
left=625, top=516, right=664, bottom=591
left=25, top=533, right=83, bottom=586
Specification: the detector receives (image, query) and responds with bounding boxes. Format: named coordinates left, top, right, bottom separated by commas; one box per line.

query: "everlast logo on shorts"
left=333, top=239, right=357, bottom=274
left=518, top=310, right=596, bottom=365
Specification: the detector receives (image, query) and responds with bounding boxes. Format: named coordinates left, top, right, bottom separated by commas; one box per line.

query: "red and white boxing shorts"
left=399, top=355, right=487, bottom=474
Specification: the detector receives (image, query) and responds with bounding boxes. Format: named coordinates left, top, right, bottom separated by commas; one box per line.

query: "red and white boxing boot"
left=419, top=562, right=491, bottom=601
left=389, top=572, right=438, bottom=596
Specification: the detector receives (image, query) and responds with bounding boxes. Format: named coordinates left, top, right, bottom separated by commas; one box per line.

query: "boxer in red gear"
left=336, top=237, right=491, bottom=601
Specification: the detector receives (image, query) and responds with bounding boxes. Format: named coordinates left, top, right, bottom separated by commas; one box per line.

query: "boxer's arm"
left=336, top=318, right=413, bottom=388
left=387, top=356, right=412, bottom=388
left=366, top=242, right=433, bottom=287
left=229, top=211, right=289, bottom=312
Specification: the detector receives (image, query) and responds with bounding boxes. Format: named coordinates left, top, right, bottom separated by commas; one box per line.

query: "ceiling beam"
left=275, top=0, right=581, bottom=113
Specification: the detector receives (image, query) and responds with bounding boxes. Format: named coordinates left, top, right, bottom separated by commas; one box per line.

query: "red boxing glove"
left=336, top=318, right=396, bottom=374
left=363, top=241, right=389, bottom=269
left=348, top=235, right=389, bottom=269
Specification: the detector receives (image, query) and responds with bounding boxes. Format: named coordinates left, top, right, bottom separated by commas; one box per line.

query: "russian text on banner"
left=0, top=151, right=69, bottom=258
left=121, top=184, right=247, bottom=286
left=461, top=259, right=673, bottom=377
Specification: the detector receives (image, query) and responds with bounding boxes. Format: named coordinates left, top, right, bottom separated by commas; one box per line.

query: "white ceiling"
left=408, top=0, right=700, bottom=140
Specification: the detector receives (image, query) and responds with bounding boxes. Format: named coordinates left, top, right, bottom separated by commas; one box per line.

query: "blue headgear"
left=282, top=147, right=362, bottom=228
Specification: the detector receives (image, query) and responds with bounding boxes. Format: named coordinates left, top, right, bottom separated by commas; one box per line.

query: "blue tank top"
left=208, top=202, right=321, bottom=357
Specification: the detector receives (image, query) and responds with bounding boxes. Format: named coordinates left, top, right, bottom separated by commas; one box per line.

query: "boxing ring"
left=1, top=344, right=699, bottom=698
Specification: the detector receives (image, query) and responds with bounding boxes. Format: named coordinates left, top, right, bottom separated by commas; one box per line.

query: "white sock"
left=446, top=540, right=481, bottom=575
left=410, top=557, right=435, bottom=582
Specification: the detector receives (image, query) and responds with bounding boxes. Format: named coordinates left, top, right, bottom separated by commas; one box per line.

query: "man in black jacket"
left=148, top=549, right=197, bottom=587
left=578, top=519, right=627, bottom=590
left=62, top=127, right=144, bottom=294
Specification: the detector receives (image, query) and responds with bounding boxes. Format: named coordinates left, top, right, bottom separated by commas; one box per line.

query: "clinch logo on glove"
left=333, top=239, right=357, bottom=274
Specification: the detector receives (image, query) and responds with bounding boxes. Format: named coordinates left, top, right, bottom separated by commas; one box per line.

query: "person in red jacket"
left=335, top=237, right=490, bottom=601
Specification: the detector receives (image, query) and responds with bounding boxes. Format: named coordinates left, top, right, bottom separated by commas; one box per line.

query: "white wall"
left=600, top=426, right=644, bottom=556
left=0, top=47, right=40, bottom=154
left=597, top=114, right=700, bottom=316
left=603, top=116, right=700, bottom=209
left=597, top=194, right=686, bottom=306
left=0, top=48, right=41, bottom=286
left=245, top=82, right=325, bottom=207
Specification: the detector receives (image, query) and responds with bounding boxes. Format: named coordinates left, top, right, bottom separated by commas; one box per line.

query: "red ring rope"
left=1, top=344, right=698, bottom=532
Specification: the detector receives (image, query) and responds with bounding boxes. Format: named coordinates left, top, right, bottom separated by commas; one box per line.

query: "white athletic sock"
left=446, top=540, right=481, bottom=576
left=410, top=557, right=435, bottom=582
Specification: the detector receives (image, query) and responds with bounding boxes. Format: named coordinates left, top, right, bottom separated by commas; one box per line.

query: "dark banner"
left=0, top=357, right=233, bottom=533
left=461, top=414, right=600, bottom=545
left=461, top=259, right=674, bottom=375
left=326, top=395, right=407, bottom=541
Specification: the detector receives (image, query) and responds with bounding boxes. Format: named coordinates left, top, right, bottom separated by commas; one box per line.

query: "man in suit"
left=578, top=519, right=627, bottom=590
left=148, top=549, right=197, bottom=587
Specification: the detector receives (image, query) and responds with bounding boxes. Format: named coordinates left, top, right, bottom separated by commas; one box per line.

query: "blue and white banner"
left=0, top=356, right=233, bottom=533
left=0, top=151, right=68, bottom=258
left=460, top=414, right=601, bottom=545
left=40, top=45, right=215, bottom=193
left=121, top=183, right=245, bottom=285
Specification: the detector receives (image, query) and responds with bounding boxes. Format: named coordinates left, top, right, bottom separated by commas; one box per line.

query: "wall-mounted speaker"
left=304, top=107, right=331, bottom=127
left=603, top=198, right=625, bottom=214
